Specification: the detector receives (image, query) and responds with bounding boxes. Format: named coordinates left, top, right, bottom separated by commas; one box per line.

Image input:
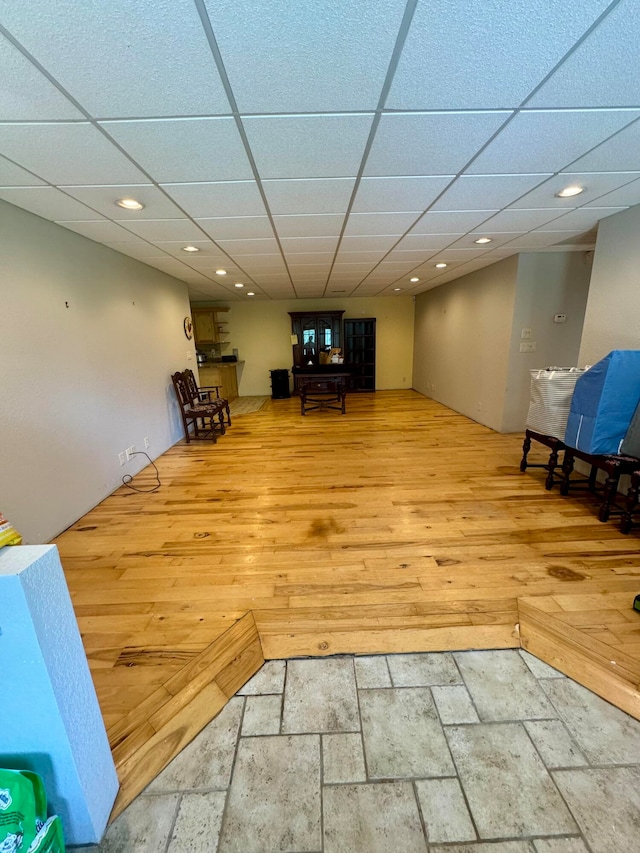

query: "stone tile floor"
left=74, top=650, right=640, bottom=852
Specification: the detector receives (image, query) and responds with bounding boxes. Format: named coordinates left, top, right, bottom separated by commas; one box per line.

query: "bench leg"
left=545, top=447, right=559, bottom=490
left=520, top=433, right=532, bottom=472
left=560, top=451, right=574, bottom=496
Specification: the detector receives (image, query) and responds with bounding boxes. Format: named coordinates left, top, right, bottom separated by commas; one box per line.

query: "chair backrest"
left=183, top=368, right=200, bottom=403
left=171, top=371, right=192, bottom=410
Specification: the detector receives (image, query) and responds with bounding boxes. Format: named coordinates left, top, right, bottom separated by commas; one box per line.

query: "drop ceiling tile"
left=242, top=114, right=373, bottom=179
left=467, top=110, right=640, bottom=174
left=262, top=178, right=355, bottom=214
left=102, top=242, right=171, bottom=260
left=143, top=257, right=201, bottom=277
left=448, top=232, right=524, bottom=250
left=583, top=177, right=640, bottom=208
left=160, top=182, right=266, bottom=218
left=502, top=231, right=586, bottom=248
left=478, top=209, right=566, bottom=231
left=395, top=233, right=465, bottom=251
left=352, top=176, right=453, bottom=212
left=538, top=207, right=627, bottom=231
left=422, top=248, right=494, bottom=260
left=0, top=155, right=45, bottom=186
left=195, top=216, right=274, bottom=240
left=207, top=0, right=407, bottom=112
left=334, top=250, right=388, bottom=264
left=0, top=0, right=230, bottom=117
left=431, top=174, right=551, bottom=210
left=101, top=118, right=252, bottom=183
left=529, top=2, right=640, bottom=108
left=217, top=238, right=280, bottom=256
left=286, top=249, right=335, bottom=266
left=273, top=214, right=345, bottom=238
left=364, top=112, right=510, bottom=176
left=150, top=241, right=227, bottom=260
left=509, top=171, right=640, bottom=208
left=0, top=186, right=102, bottom=220
left=60, top=185, right=187, bottom=219
left=181, top=257, right=240, bottom=272
left=55, top=220, right=140, bottom=242
left=0, top=35, right=83, bottom=120
left=0, top=122, right=147, bottom=184
left=383, top=250, right=441, bottom=263
left=386, top=0, right=610, bottom=110
left=344, top=211, right=422, bottom=235
left=280, top=237, right=339, bottom=254
left=569, top=119, right=640, bottom=172
left=237, top=253, right=288, bottom=268
left=408, top=210, right=498, bottom=234
left=340, top=235, right=399, bottom=252
left=121, top=219, right=205, bottom=241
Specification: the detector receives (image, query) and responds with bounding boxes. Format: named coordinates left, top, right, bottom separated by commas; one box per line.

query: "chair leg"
left=218, top=409, right=226, bottom=435
left=598, top=474, right=620, bottom=522
left=225, top=403, right=231, bottom=426
left=621, top=479, right=640, bottom=534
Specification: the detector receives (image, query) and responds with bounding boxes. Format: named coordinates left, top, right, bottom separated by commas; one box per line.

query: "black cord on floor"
left=122, top=451, right=162, bottom=493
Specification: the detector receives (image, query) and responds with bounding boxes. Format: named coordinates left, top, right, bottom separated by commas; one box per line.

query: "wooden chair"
left=183, top=368, right=231, bottom=426
left=620, top=469, right=640, bottom=534
left=171, top=371, right=226, bottom=444
left=559, top=446, right=640, bottom=522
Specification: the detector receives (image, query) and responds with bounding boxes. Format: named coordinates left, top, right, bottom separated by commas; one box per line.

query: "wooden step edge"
left=109, top=611, right=264, bottom=821
left=253, top=615, right=520, bottom=660
left=517, top=597, right=640, bottom=721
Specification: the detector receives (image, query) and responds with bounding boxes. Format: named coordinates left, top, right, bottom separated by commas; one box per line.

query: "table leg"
left=520, top=432, right=532, bottom=472
left=598, top=473, right=620, bottom=522
left=560, top=449, right=574, bottom=496
left=620, top=478, right=640, bottom=534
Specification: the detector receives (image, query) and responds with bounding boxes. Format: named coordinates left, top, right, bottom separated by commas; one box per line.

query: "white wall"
left=412, top=257, right=518, bottom=431
left=0, top=200, right=194, bottom=543
left=193, top=296, right=415, bottom=396
left=502, top=252, right=592, bottom=432
left=579, top=205, right=640, bottom=364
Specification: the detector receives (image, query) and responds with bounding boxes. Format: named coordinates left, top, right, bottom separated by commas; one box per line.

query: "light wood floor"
left=53, top=390, right=640, bottom=815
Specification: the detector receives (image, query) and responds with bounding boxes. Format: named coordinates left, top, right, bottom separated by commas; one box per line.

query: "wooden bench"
left=520, top=428, right=565, bottom=490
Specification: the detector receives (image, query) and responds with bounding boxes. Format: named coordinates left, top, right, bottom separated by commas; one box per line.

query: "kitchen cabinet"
left=289, top=311, right=344, bottom=367
left=197, top=363, right=239, bottom=401
left=192, top=307, right=229, bottom=346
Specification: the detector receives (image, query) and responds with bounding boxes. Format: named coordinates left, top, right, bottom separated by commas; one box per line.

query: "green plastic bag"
left=0, top=770, right=64, bottom=852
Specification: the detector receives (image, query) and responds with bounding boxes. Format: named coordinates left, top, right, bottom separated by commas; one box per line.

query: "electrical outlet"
left=125, top=445, right=136, bottom=461
left=554, top=313, right=567, bottom=323
left=118, top=452, right=126, bottom=466
left=519, top=341, right=537, bottom=352
left=186, top=351, right=192, bottom=360
left=521, top=328, right=532, bottom=339
left=144, top=436, right=150, bottom=449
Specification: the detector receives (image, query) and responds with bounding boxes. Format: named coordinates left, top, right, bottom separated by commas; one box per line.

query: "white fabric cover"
left=525, top=367, right=585, bottom=440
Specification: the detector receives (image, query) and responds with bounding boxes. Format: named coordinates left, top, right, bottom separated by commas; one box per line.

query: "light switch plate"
left=520, top=341, right=537, bottom=352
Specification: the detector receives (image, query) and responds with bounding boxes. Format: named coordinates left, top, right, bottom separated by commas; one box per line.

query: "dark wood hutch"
left=288, top=310, right=376, bottom=393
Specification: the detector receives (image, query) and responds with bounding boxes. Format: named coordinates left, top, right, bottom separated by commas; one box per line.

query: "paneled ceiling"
left=1, top=0, right=639, bottom=301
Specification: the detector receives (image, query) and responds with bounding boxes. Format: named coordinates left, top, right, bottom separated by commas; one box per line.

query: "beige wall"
left=502, top=252, right=592, bottom=432
left=412, top=257, right=518, bottom=431
left=0, top=200, right=194, bottom=543
left=192, top=296, right=415, bottom=396
left=579, top=205, right=640, bottom=365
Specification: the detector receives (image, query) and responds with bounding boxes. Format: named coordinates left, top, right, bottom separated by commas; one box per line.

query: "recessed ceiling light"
left=555, top=185, right=585, bottom=198
left=410, top=277, right=420, bottom=282
left=474, top=237, right=492, bottom=244
left=393, top=287, right=402, bottom=291
left=435, top=263, right=448, bottom=268
left=215, top=269, right=227, bottom=275
left=182, top=245, right=199, bottom=253
left=234, top=282, right=244, bottom=288
left=247, top=291, right=255, bottom=296
left=115, top=197, right=144, bottom=211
